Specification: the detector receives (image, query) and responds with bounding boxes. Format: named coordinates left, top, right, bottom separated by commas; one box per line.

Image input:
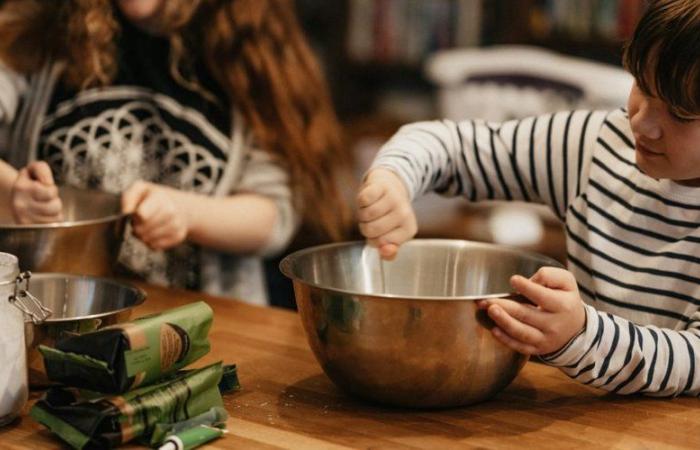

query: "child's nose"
left=631, top=102, right=663, bottom=140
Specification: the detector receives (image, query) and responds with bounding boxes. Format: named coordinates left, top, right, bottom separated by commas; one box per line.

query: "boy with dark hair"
left=357, top=0, right=700, bottom=396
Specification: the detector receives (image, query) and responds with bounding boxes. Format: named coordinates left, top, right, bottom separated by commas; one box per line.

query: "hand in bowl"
left=11, top=161, right=64, bottom=224
left=122, top=181, right=190, bottom=251
left=476, top=267, right=586, bottom=356
left=357, top=168, right=417, bottom=260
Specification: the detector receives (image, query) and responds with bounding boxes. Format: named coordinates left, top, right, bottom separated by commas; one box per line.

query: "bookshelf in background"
left=346, top=0, right=646, bottom=66
left=297, top=0, right=646, bottom=120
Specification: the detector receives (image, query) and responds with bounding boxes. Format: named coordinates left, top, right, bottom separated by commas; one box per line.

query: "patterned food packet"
left=39, top=301, right=213, bottom=393
left=30, top=362, right=224, bottom=450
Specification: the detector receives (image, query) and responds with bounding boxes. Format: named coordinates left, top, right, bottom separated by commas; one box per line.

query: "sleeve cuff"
left=539, top=303, right=599, bottom=366
left=256, top=198, right=299, bottom=257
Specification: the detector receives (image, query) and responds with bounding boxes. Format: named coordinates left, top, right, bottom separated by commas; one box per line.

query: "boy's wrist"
left=368, top=167, right=412, bottom=200
left=540, top=304, right=592, bottom=364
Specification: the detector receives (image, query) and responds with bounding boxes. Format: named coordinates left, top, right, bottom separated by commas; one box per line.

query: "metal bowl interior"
left=0, top=186, right=125, bottom=228
left=280, top=239, right=563, bottom=408
left=27, top=273, right=146, bottom=322
left=0, top=186, right=128, bottom=276
left=281, top=239, right=561, bottom=300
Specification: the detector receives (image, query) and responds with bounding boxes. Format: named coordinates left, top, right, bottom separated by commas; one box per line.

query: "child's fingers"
left=358, top=208, right=406, bottom=239
left=378, top=243, right=398, bottom=260
left=133, top=208, right=170, bottom=238
left=27, top=197, right=63, bottom=218
left=356, top=183, right=385, bottom=209
left=479, top=297, right=548, bottom=330
left=28, top=210, right=64, bottom=223
left=147, top=235, right=181, bottom=251
left=132, top=193, right=162, bottom=227
left=27, top=161, right=55, bottom=185
left=121, top=181, right=150, bottom=214
left=491, top=327, right=539, bottom=355
left=364, top=240, right=399, bottom=260
left=139, top=223, right=175, bottom=246
left=140, top=218, right=186, bottom=250
left=29, top=183, right=59, bottom=202
left=530, top=267, right=577, bottom=291
left=14, top=168, right=58, bottom=201
left=510, top=275, right=561, bottom=311
left=357, top=195, right=393, bottom=223
left=487, top=304, right=545, bottom=348
left=372, top=224, right=416, bottom=250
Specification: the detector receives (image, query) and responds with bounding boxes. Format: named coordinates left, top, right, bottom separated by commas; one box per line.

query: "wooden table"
left=2, top=283, right=698, bottom=449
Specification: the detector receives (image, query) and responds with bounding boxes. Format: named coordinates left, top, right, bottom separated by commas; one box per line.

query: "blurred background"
left=267, top=0, right=644, bottom=308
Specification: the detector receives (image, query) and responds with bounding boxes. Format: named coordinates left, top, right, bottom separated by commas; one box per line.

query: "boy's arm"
left=370, top=111, right=608, bottom=220
left=541, top=305, right=700, bottom=396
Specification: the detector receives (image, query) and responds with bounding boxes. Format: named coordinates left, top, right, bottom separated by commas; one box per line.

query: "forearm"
left=371, top=111, right=608, bottom=219
left=181, top=191, right=279, bottom=254
left=541, top=305, right=700, bottom=396
left=0, top=159, right=17, bottom=220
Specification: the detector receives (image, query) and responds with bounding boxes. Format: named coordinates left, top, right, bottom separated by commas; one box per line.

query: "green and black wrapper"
left=39, top=301, right=213, bottom=393
left=30, top=362, right=225, bottom=449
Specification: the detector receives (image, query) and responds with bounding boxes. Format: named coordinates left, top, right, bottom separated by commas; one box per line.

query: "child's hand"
left=122, top=181, right=190, bottom=251
left=10, top=161, right=63, bottom=224
left=476, top=267, right=586, bottom=356
left=356, top=168, right=417, bottom=260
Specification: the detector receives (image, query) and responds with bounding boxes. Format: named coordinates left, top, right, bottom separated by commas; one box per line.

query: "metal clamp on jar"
left=0, top=253, right=51, bottom=427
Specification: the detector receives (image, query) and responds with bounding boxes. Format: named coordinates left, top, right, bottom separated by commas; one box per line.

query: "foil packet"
left=39, top=301, right=213, bottom=393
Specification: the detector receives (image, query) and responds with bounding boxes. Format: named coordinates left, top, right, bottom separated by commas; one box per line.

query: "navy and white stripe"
left=371, top=108, right=700, bottom=396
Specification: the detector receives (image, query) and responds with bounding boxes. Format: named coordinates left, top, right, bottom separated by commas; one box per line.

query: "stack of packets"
left=29, top=301, right=240, bottom=450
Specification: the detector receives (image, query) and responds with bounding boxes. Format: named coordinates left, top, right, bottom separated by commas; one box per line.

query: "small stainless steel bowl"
left=24, top=273, right=146, bottom=387
left=0, top=186, right=128, bottom=276
left=280, top=239, right=563, bottom=408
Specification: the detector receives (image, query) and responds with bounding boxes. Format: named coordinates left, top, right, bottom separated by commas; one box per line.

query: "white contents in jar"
left=0, top=253, right=27, bottom=426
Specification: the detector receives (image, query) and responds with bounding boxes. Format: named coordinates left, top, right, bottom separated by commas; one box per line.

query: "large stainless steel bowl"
left=24, top=273, right=146, bottom=387
left=280, top=239, right=563, bottom=408
left=0, top=186, right=128, bottom=276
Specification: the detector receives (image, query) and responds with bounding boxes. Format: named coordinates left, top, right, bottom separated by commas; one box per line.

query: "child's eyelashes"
left=668, top=109, right=697, bottom=124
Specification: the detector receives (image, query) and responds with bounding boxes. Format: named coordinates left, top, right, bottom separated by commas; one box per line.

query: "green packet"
left=30, top=362, right=224, bottom=450
left=39, top=301, right=213, bottom=393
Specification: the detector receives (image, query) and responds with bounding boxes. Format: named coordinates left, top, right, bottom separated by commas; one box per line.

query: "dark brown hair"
left=623, top=0, right=700, bottom=118
left=0, top=0, right=351, bottom=241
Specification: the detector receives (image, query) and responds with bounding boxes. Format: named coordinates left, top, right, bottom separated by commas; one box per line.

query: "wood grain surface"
left=1, top=282, right=698, bottom=449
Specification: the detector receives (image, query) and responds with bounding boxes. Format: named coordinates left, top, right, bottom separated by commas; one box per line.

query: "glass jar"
left=0, top=253, right=50, bottom=427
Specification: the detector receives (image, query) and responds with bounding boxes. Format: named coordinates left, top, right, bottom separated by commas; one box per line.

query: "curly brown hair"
left=0, top=0, right=351, bottom=242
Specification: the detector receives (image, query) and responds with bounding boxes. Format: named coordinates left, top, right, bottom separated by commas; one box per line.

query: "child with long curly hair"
left=0, top=0, right=350, bottom=304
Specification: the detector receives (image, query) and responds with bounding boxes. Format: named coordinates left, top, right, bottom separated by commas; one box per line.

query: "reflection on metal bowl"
left=280, top=239, right=563, bottom=408
left=0, top=186, right=128, bottom=276
left=24, top=273, right=146, bottom=387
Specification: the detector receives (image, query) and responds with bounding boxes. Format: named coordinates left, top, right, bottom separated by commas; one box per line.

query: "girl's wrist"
left=172, top=188, right=199, bottom=240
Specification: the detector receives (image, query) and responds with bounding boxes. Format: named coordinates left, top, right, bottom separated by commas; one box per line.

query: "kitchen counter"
left=2, top=282, right=698, bottom=449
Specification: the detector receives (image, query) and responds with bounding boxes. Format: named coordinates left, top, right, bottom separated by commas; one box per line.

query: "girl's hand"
left=476, top=267, right=586, bottom=356
left=121, top=181, right=190, bottom=251
left=356, top=168, right=417, bottom=260
left=10, top=161, right=63, bottom=224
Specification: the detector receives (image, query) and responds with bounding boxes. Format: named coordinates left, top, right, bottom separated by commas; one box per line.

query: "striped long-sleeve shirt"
left=371, top=108, right=700, bottom=397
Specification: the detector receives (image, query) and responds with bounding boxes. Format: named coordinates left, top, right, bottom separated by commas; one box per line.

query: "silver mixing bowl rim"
left=0, top=212, right=129, bottom=230
left=279, top=239, right=564, bottom=301
left=29, top=273, right=146, bottom=323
